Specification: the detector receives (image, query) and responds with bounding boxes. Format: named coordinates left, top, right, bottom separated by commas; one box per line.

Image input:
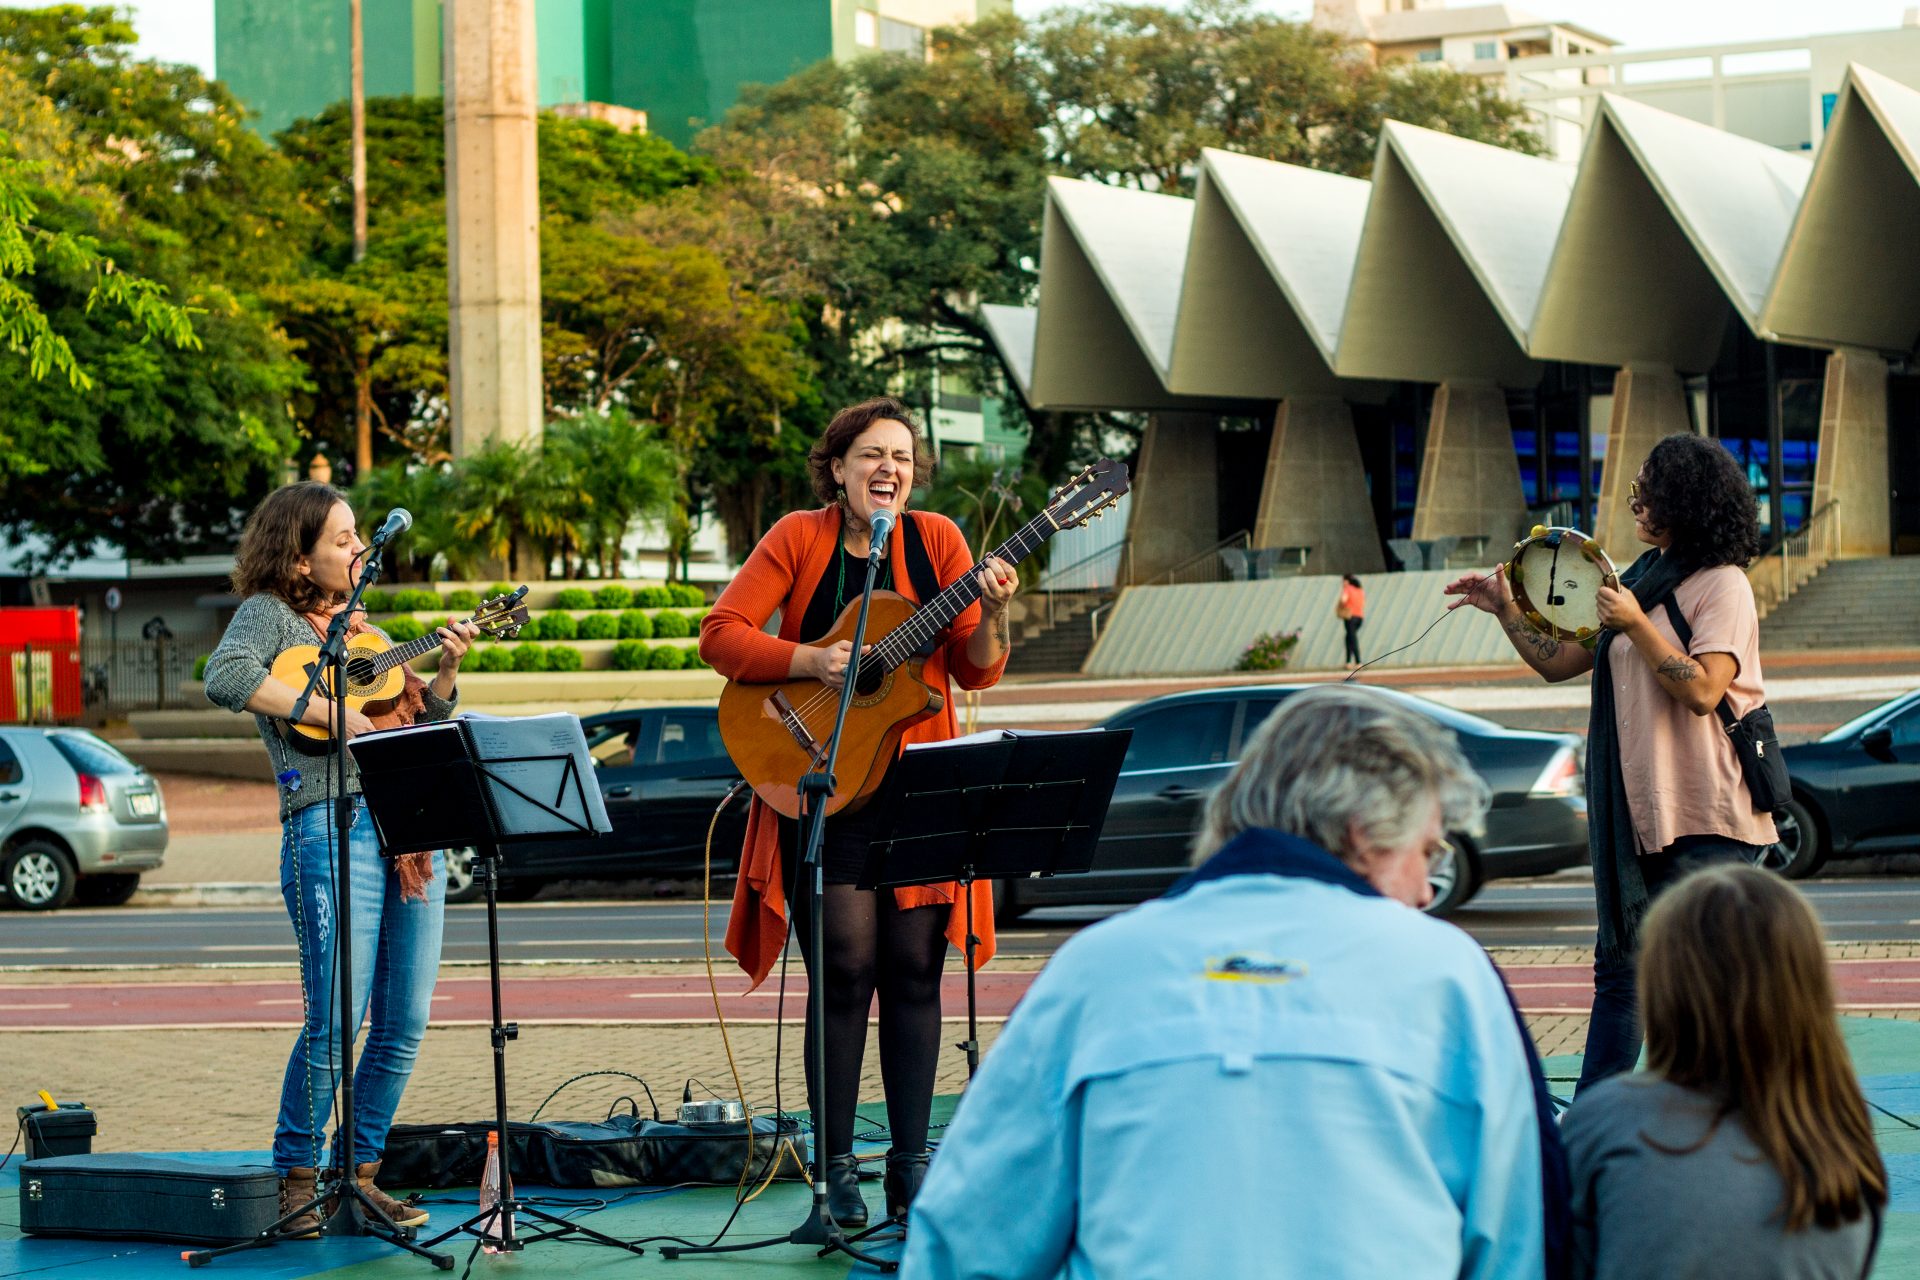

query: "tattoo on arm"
left=1504, top=617, right=1561, bottom=662
left=1656, top=654, right=1699, bottom=682
left=992, top=611, right=1010, bottom=648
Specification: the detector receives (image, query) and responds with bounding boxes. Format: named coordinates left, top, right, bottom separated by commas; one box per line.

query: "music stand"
left=857, top=727, right=1131, bottom=1080
left=347, top=715, right=644, bottom=1267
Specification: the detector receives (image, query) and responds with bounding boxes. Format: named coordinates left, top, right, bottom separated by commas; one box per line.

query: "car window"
left=0, top=738, right=20, bottom=785
left=585, top=720, right=644, bottom=770
left=1892, top=706, right=1920, bottom=750
left=1823, top=690, right=1920, bottom=743
left=1119, top=702, right=1236, bottom=773
left=654, top=712, right=726, bottom=766
left=1239, top=698, right=1289, bottom=755
left=47, top=731, right=138, bottom=776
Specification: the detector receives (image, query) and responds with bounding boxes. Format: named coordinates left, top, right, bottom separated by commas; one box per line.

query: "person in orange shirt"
left=698, top=396, right=1016, bottom=1229
left=1336, top=574, right=1366, bottom=668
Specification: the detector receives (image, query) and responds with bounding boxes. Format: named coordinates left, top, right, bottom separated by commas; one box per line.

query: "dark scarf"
left=1587, top=548, right=1690, bottom=962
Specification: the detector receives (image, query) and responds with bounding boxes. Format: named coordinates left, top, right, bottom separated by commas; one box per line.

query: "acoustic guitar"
left=719, top=460, right=1130, bottom=819
left=272, top=587, right=530, bottom=754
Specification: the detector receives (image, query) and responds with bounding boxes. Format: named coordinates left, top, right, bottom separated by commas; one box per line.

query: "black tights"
left=788, top=880, right=948, bottom=1159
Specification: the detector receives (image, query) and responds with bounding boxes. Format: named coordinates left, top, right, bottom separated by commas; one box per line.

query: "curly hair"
left=230, top=481, right=348, bottom=613
left=1637, top=434, right=1762, bottom=572
left=806, top=396, right=934, bottom=507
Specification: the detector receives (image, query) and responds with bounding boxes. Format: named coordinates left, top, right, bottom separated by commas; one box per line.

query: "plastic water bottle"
left=477, top=1129, right=512, bottom=1251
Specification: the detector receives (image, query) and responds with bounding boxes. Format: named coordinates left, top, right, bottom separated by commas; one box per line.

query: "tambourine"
left=1503, top=525, right=1619, bottom=649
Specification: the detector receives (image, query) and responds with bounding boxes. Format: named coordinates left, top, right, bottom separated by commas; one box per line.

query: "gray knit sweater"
left=204, top=593, right=459, bottom=820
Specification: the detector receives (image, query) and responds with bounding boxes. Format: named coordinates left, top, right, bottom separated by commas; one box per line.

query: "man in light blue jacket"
left=902, top=686, right=1568, bottom=1279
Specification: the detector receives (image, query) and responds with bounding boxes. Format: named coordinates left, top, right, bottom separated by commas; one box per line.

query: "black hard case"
left=19, top=1154, right=280, bottom=1244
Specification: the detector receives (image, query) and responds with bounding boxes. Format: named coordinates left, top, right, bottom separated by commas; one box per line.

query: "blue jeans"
left=1576, top=834, right=1756, bottom=1093
left=273, top=796, right=445, bottom=1173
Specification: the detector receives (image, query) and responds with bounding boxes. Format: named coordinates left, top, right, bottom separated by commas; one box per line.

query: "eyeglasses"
left=1628, top=479, right=1646, bottom=512
left=1425, top=838, right=1455, bottom=875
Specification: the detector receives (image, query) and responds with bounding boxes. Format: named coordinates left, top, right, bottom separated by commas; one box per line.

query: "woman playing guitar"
left=700, top=397, right=1016, bottom=1227
left=202, top=482, right=479, bottom=1237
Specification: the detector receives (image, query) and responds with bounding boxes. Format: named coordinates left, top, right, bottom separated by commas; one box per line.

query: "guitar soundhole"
left=853, top=664, right=886, bottom=699
left=345, top=656, right=380, bottom=692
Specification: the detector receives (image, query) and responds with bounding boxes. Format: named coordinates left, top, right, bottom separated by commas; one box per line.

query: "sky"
left=0, top=0, right=1913, bottom=77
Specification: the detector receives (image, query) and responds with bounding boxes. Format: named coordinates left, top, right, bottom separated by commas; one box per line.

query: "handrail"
left=1039, top=537, right=1128, bottom=591
left=1748, top=499, right=1840, bottom=618
left=1133, top=529, right=1252, bottom=588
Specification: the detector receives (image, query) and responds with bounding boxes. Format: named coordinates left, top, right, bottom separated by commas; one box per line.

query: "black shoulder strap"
left=901, top=513, right=946, bottom=658
left=1662, top=592, right=1739, bottom=731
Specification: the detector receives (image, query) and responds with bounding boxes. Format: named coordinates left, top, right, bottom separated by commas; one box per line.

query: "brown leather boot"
left=277, top=1167, right=326, bottom=1239
left=357, top=1161, right=429, bottom=1228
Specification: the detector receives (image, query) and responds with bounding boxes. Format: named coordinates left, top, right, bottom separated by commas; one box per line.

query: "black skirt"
left=777, top=803, right=885, bottom=892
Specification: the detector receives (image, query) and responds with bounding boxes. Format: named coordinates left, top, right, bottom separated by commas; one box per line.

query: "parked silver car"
left=0, top=727, right=168, bottom=910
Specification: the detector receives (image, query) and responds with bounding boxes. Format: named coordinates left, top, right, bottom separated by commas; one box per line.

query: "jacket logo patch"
left=1203, top=953, right=1305, bottom=984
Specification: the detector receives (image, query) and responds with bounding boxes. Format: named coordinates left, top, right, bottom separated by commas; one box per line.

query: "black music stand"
left=856, top=728, right=1130, bottom=1082
left=346, top=716, right=645, bottom=1268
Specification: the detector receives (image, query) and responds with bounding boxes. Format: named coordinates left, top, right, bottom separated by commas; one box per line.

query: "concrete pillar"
left=1813, top=349, right=1890, bottom=558
left=1252, top=397, right=1384, bottom=575
left=445, top=0, right=543, bottom=457
left=1410, top=382, right=1527, bottom=558
left=1124, top=413, right=1218, bottom=584
left=1592, top=365, right=1689, bottom=564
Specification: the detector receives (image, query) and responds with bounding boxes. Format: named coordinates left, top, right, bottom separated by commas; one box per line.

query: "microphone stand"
left=191, top=531, right=451, bottom=1270
left=664, top=518, right=897, bottom=1272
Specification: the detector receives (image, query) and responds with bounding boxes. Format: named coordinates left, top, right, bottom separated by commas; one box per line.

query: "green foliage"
left=684, top=647, right=708, bottom=669
left=1236, top=630, right=1301, bottom=672
left=444, top=589, right=480, bottom=612
left=651, top=610, right=692, bottom=640
left=923, top=457, right=1052, bottom=583
left=554, top=588, right=595, bottom=610
left=192, top=653, right=209, bottom=681
left=487, top=583, right=514, bottom=601
left=379, top=615, right=427, bottom=643
left=647, top=644, right=687, bottom=671
left=545, top=644, right=584, bottom=673
left=635, top=586, right=672, bottom=608
left=611, top=639, right=651, bottom=670
left=618, top=610, right=654, bottom=640
left=510, top=642, right=547, bottom=673
left=578, top=612, right=620, bottom=641
left=669, top=583, right=706, bottom=608
left=392, top=588, right=441, bottom=613
left=593, top=584, right=632, bottom=609
left=513, top=616, right=543, bottom=641
left=464, top=644, right=511, bottom=673
left=361, top=589, right=394, bottom=613
left=538, top=611, right=578, bottom=641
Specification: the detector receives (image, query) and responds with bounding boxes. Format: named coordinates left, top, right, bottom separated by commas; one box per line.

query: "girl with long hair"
left=1562, top=864, right=1884, bottom=1278
left=204, top=482, right=478, bottom=1236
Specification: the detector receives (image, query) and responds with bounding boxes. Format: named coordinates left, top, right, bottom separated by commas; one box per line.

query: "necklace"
left=834, top=528, right=893, bottom=616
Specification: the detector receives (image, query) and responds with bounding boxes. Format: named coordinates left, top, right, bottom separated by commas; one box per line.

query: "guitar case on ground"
left=19, top=1154, right=281, bottom=1244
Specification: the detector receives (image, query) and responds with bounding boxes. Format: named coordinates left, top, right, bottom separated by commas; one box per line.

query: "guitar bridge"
left=768, top=690, right=829, bottom=767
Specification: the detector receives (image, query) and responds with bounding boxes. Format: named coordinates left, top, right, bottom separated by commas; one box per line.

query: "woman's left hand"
left=975, top=556, right=1018, bottom=614
left=1595, top=585, right=1646, bottom=635
left=436, top=618, right=483, bottom=675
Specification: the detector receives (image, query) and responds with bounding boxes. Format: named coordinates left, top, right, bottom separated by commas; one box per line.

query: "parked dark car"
left=992, top=685, right=1588, bottom=921
left=1762, top=687, right=1920, bottom=879
left=444, top=707, right=746, bottom=903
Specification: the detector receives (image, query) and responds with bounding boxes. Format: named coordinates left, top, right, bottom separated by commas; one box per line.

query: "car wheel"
left=3, top=839, right=79, bottom=911
left=992, top=878, right=1029, bottom=929
left=74, top=873, right=141, bottom=907
left=443, top=848, right=482, bottom=905
left=1424, top=837, right=1482, bottom=918
left=1753, top=797, right=1826, bottom=880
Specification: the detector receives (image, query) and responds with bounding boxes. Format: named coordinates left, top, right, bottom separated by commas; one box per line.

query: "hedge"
left=379, top=616, right=427, bottom=642
left=361, top=589, right=394, bottom=613
left=611, top=639, right=650, bottom=670
left=633, top=586, right=672, bottom=608
left=487, top=582, right=514, bottom=601
left=465, top=645, right=511, bottom=673
left=537, top=611, right=578, bottom=641
left=393, top=588, right=441, bottom=612
left=545, top=644, right=583, bottom=672
left=652, top=610, right=691, bottom=639
left=445, top=588, right=480, bottom=611
left=578, top=613, right=620, bottom=641
left=647, top=644, right=687, bottom=670
left=554, top=587, right=595, bottom=610
left=593, top=584, right=632, bottom=609
left=618, top=609, right=653, bottom=640
left=510, top=642, right=547, bottom=672
left=514, top=616, right=543, bottom=641
left=192, top=654, right=210, bottom=681
left=669, top=583, right=705, bottom=608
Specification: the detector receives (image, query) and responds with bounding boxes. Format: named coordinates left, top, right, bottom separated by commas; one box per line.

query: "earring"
left=836, top=486, right=846, bottom=505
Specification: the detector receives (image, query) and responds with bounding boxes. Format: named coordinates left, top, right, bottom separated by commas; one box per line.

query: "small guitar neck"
left=866, top=511, right=1059, bottom=672
left=362, top=626, right=445, bottom=676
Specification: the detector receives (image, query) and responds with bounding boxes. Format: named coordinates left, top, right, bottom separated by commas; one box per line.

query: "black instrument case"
left=19, top=1153, right=281, bottom=1244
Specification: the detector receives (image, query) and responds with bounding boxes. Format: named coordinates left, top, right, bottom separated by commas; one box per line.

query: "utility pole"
left=350, top=0, right=373, bottom=479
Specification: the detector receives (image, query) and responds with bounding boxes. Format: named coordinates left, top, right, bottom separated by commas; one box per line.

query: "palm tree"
left=547, top=409, right=677, bottom=577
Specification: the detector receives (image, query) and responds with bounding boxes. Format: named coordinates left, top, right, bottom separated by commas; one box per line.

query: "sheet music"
left=902, top=727, right=1087, bottom=752
left=460, top=712, right=612, bottom=836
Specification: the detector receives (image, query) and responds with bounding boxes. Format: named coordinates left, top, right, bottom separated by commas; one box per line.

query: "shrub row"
left=449, top=640, right=709, bottom=674
left=359, top=583, right=705, bottom=615
left=372, top=608, right=704, bottom=644
left=611, top=640, right=707, bottom=671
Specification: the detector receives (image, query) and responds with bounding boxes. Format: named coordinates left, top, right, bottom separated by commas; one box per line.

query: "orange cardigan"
left=699, top=506, right=1008, bottom=989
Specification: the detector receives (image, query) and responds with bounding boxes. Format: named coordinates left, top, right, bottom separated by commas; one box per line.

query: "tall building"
left=215, top=0, right=1010, bottom=144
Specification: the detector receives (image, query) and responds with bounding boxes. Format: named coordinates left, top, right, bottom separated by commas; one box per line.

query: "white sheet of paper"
left=458, top=711, right=612, bottom=837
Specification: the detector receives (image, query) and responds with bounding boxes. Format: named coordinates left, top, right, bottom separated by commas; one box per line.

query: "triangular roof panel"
left=1763, top=65, right=1920, bottom=355
left=980, top=304, right=1037, bottom=402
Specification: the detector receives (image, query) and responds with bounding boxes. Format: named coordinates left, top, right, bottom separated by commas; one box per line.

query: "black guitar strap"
left=901, top=512, right=943, bottom=657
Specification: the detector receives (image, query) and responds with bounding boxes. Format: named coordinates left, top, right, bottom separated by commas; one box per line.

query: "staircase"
left=1007, top=591, right=1107, bottom=675
left=1760, top=558, right=1920, bottom=651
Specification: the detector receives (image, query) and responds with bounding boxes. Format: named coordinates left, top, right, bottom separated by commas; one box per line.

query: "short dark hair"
left=806, top=396, right=933, bottom=507
left=231, top=481, right=348, bottom=613
left=1637, top=434, right=1762, bottom=572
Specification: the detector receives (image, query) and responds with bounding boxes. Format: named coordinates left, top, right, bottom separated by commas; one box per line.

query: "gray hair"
left=1192, top=686, right=1489, bottom=867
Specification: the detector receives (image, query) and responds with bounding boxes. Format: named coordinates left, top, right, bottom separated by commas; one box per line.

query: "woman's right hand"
left=1443, top=567, right=1512, bottom=616
left=810, top=640, right=856, bottom=689
left=307, top=701, right=375, bottom=738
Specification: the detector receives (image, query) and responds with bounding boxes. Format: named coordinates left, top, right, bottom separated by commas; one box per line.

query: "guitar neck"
left=867, top=511, right=1058, bottom=672
left=363, top=627, right=445, bottom=677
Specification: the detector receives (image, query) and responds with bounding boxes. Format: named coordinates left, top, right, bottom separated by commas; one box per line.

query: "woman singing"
left=204, top=482, right=478, bottom=1236
left=699, top=397, right=1014, bottom=1227
left=1444, top=434, right=1775, bottom=1092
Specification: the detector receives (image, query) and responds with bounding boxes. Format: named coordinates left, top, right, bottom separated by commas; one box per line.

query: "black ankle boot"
left=824, top=1153, right=868, bottom=1228
left=884, top=1149, right=930, bottom=1220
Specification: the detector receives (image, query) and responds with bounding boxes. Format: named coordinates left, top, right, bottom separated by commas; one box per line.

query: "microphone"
left=368, top=508, right=412, bottom=549
left=867, top=507, right=895, bottom=560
